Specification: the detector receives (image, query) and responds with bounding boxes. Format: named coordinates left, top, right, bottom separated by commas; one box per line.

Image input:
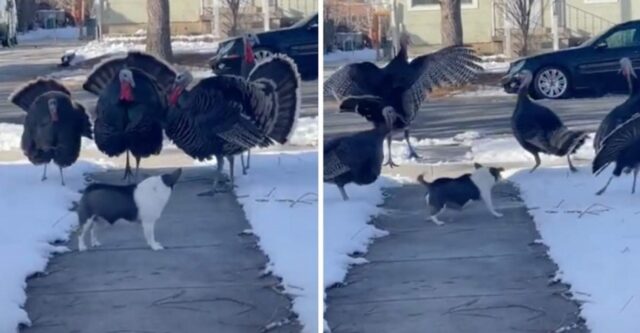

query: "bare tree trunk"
left=440, top=0, right=463, bottom=46
left=146, top=0, right=173, bottom=61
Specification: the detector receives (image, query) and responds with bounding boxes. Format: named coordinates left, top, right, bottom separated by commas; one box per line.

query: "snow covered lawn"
left=323, top=178, right=399, bottom=330
left=479, top=54, right=510, bottom=74
left=510, top=166, right=640, bottom=333
left=0, top=161, right=102, bottom=333
left=234, top=152, right=318, bottom=333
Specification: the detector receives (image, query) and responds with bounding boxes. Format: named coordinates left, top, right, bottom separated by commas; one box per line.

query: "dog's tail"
left=69, top=201, right=79, bottom=212
left=417, top=174, right=430, bottom=188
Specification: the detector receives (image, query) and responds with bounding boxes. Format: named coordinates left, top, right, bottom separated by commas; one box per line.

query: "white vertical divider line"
left=317, top=2, right=325, bottom=332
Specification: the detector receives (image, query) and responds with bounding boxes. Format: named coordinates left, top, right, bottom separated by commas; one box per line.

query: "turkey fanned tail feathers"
left=9, top=78, right=71, bottom=111
left=541, top=127, right=588, bottom=156
left=593, top=114, right=640, bottom=175
left=83, top=51, right=177, bottom=96
left=248, top=54, right=301, bottom=144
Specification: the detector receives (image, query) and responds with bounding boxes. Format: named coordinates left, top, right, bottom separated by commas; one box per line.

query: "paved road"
left=0, top=42, right=318, bottom=124
left=22, top=168, right=299, bottom=333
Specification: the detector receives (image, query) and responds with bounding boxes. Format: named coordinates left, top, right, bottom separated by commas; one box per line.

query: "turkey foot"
left=384, top=157, right=399, bottom=168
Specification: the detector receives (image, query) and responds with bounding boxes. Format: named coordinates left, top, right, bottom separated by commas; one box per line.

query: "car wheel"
left=253, top=48, right=274, bottom=62
left=533, top=66, right=571, bottom=99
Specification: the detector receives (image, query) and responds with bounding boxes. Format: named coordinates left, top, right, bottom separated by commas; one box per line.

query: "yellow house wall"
left=399, top=0, right=495, bottom=45
left=104, top=0, right=202, bottom=25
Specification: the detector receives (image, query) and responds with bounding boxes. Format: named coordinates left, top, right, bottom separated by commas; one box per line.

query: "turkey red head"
left=47, top=98, right=59, bottom=122
left=118, top=69, right=136, bottom=102
left=169, top=71, right=193, bottom=107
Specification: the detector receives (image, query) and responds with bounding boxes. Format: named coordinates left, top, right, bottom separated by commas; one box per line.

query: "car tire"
left=532, top=66, right=571, bottom=99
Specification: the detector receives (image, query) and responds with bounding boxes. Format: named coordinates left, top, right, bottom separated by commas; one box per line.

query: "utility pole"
left=263, top=0, right=270, bottom=31
left=213, top=0, right=221, bottom=37
left=390, top=0, right=399, bottom=54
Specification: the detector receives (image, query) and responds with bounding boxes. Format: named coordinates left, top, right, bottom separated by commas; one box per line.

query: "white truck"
left=0, top=0, right=17, bottom=47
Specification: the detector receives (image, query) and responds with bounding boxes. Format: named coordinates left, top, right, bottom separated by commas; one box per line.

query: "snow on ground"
left=68, top=38, right=219, bottom=66
left=17, top=27, right=79, bottom=43
left=469, top=134, right=595, bottom=164
left=479, top=54, right=510, bottom=74
left=451, top=85, right=511, bottom=98
left=324, top=49, right=377, bottom=65
left=289, top=117, right=318, bottom=147
left=510, top=165, right=640, bottom=333
left=233, top=152, right=318, bottom=333
left=0, top=161, right=104, bottom=333
left=385, top=131, right=481, bottom=165
left=323, top=177, right=399, bottom=331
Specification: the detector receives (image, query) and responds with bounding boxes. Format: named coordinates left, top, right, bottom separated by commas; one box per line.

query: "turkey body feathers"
left=593, top=114, right=640, bottom=175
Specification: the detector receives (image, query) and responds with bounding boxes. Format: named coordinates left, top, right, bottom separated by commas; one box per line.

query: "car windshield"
left=291, top=14, right=317, bottom=29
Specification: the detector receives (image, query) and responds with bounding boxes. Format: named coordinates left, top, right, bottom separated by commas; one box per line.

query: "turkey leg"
left=59, top=166, right=66, bottom=186
left=134, top=156, right=141, bottom=181
left=567, top=154, right=577, bottom=173
left=383, top=133, right=399, bottom=168
left=633, top=168, right=639, bottom=194
left=198, top=155, right=225, bottom=197
left=338, top=185, right=349, bottom=201
left=530, top=152, right=541, bottom=173
left=122, top=151, right=133, bottom=181
left=405, top=129, right=420, bottom=159
left=41, top=164, right=48, bottom=181
left=596, top=175, right=615, bottom=196
left=227, top=156, right=236, bottom=188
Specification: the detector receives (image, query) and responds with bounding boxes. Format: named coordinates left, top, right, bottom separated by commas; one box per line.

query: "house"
left=98, top=0, right=316, bottom=36
left=397, top=0, right=640, bottom=54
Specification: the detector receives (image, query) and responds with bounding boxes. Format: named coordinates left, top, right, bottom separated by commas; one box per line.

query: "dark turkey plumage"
left=10, top=78, right=92, bottom=185
left=324, top=38, right=481, bottom=166
left=166, top=54, right=300, bottom=194
left=511, top=70, right=588, bottom=173
left=324, top=108, right=396, bottom=200
left=594, top=57, right=640, bottom=151
left=82, top=51, right=176, bottom=181
left=593, top=113, right=640, bottom=195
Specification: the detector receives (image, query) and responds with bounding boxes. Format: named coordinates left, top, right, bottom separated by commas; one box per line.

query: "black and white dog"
left=73, top=169, right=182, bottom=251
left=417, top=163, right=504, bottom=226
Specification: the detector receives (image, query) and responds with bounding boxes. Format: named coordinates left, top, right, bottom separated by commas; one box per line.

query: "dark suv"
left=209, top=14, right=318, bottom=81
left=502, top=20, right=640, bottom=99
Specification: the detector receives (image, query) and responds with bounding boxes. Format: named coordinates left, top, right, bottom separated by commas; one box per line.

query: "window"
left=603, top=26, right=640, bottom=48
left=410, top=0, right=477, bottom=10
left=584, top=0, right=618, bottom=3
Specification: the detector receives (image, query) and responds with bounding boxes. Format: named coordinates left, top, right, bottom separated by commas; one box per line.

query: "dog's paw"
left=493, top=212, right=504, bottom=218
left=149, top=242, right=164, bottom=251
left=91, top=240, right=101, bottom=247
left=78, top=244, right=87, bottom=252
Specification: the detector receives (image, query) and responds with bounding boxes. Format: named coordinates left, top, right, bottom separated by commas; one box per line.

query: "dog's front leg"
left=481, top=190, right=503, bottom=218
left=142, top=219, right=164, bottom=251
left=78, top=218, right=94, bottom=252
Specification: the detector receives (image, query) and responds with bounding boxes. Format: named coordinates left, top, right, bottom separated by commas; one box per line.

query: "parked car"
left=502, top=20, right=640, bottom=99
left=209, top=14, right=318, bottom=81
left=0, top=0, right=17, bottom=47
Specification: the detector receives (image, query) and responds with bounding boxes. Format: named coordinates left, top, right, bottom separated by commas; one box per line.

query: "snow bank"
left=69, top=39, right=219, bottom=66
left=452, top=85, right=511, bottom=98
left=324, top=49, right=377, bottom=64
left=480, top=54, right=510, bottom=74
left=469, top=134, right=595, bottom=164
left=289, top=117, right=318, bottom=147
left=235, top=152, right=318, bottom=333
left=18, top=27, right=79, bottom=43
left=0, top=161, right=104, bottom=333
left=0, top=124, right=98, bottom=152
left=323, top=177, right=399, bottom=331
left=511, top=165, right=640, bottom=333
left=385, top=131, right=481, bottom=164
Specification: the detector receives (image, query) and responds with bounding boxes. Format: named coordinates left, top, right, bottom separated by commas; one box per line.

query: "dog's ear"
left=162, top=168, right=182, bottom=188
left=473, top=162, right=483, bottom=169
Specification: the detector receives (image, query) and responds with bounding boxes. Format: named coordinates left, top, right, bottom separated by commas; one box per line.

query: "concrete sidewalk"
left=325, top=170, right=586, bottom=333
left=21, top=167, right=300, bottom=333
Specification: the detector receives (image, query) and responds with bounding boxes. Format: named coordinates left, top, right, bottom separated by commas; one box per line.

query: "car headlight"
left=509, top=60, right=526, bottom=75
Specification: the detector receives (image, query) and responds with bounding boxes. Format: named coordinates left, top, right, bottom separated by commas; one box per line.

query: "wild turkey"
left=166, top=53, right=300, bottom=194
left=324, top=34, right=481, bottom=167
left=82, top=51, right=177, bottom=181
left=511, top=70, right=588, bottom=172
left=594, top=57, right=640, bottom=151
left=324, top=108, right=397, bottom=200
left=9, top=78, right=92, bottom=185
left=593, top=113, right=640, bottom=195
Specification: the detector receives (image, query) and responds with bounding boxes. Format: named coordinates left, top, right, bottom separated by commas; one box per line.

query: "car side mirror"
left=595, top=41, right=608, bottom=50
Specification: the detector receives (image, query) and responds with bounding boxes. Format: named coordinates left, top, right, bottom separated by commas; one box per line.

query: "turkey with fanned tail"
left=324, top=34, right=482, bottom=166
left=511, top=70, right=588, bottom=173
left=82, top=51, right=177, bottom=181
left=324, top=108, right=397, bottom=201
left=165, top=53, right=301, bottom=195
left=9, top=78, right=92, bottom=185
left=593, top=113, right=640, bottom=195
left=594, top=57, right=640, bottom=151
